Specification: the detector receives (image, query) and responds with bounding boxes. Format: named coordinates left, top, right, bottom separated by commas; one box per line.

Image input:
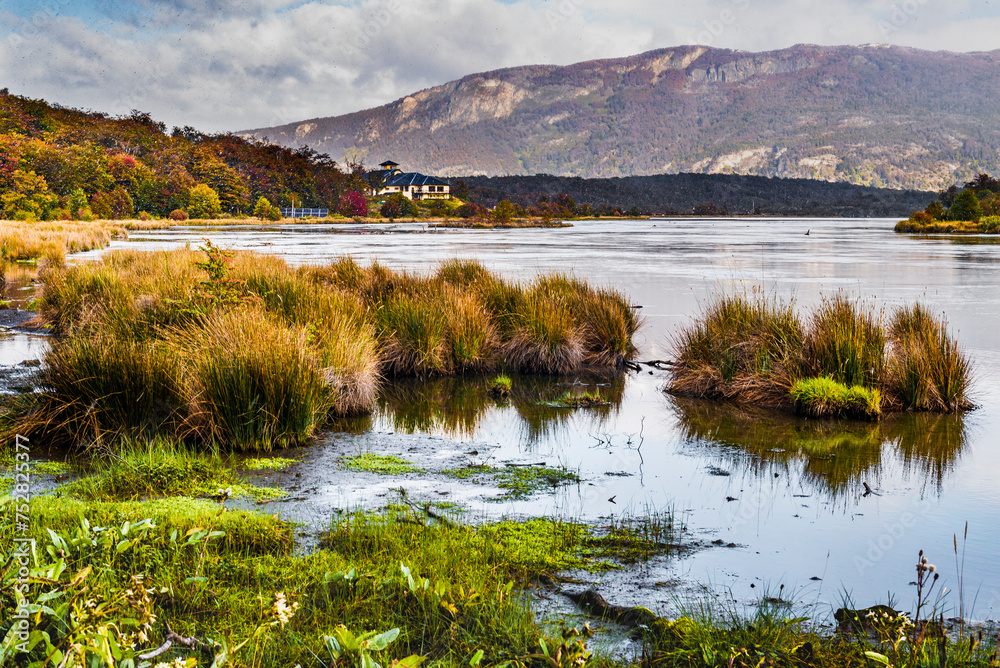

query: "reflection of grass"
left=340, top=453, right=422, bottom=475
left=542, top=388, right=611, bottom=408
left=671, top=396, right=967, bottom=496
left=377, top=373, right=626, bottom=443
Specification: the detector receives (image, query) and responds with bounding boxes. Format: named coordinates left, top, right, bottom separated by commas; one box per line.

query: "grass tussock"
left=0, top=220, right=128, bottom=263
left=668, top=292, right=973, bottom=417
left=168, top=309, right=333, bottom=451
left=10, top=246, right=636, bottom=451
left=888, top=303, right=974, bottom=412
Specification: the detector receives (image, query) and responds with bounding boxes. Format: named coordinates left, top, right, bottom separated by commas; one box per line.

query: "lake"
left=40, top=218, right=1000, bottom=621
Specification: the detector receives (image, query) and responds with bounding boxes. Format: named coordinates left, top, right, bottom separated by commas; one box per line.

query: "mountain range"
left=242, top=44, right=1000, bottom=191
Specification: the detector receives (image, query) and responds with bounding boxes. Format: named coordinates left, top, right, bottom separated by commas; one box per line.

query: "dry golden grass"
left=0, top=220, right=127, bottom=262
left=16, top=247, right=639, bottom=450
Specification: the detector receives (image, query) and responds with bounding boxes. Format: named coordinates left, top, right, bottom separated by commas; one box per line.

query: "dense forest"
left=457, top=173, right=934, bottom=218
left=0, top=89, right=367, bottom=221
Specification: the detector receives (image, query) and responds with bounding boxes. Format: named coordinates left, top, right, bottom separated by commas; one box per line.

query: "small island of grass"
left=666, top=292, right=973, bottom=419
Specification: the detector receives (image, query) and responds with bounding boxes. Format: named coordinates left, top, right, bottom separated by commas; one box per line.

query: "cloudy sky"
left=1, top=0, right=997, bottom=133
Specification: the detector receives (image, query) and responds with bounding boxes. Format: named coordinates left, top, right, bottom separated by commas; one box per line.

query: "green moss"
left=30, top=460, right=73, bottom=475
left=242, top=456, right=299, bottom=471
left=62, top=442, right=288, bottom=502
left=0, top=475, right=11, bottom=495
left=790, top=376, right=882, bottom=419
left=442, top=464, right=581, bottom=500
left=339, top=453, right=423, bottom=475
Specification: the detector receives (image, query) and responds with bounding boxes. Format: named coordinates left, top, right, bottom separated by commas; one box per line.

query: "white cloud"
left=0, top=0, right=997, bottom=133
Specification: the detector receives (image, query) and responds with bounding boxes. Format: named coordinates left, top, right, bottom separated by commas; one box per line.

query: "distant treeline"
left=455, top=173, right=935, bottom=218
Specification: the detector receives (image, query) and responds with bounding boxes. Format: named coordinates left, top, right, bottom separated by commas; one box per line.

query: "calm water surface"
left=85, top=218, right=1000, bottom=619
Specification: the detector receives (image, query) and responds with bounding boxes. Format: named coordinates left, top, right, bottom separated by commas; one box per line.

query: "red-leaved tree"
left=338, top=190, right=368, bottom=217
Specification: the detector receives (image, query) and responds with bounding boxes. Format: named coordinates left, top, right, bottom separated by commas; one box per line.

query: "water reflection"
left=370, top=374, right=626, bottom=445
left=670, top=397, right=967, bottom=497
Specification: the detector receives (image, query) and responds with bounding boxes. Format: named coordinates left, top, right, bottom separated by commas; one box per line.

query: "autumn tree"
left=188, top=183, right=222, bottom=219
left=492, top=199, right=516, bottom=222
left=253, top=196, right=273, bottom=219
left=1, top=169, right=57, bottom=220
left=337, top=190, right=368, bottom=217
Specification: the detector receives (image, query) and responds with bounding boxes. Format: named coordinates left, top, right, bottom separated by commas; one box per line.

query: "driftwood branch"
left=139, top=624, right=211, bottom=661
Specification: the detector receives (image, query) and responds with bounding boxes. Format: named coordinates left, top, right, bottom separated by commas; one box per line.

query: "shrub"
left=981, top=215, right=1000, bottom=232
left=492, top=199, right=516, bottom=222
left=338, top=190, right=368, bottom=217
left=253, top=195, right=273, bottom=219
left=380, top=197, right=402, bottom=219
left=169, top=208, right=189, bottom=221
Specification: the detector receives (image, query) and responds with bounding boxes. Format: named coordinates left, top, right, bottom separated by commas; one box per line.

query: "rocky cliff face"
left=242, top=44, right=1000, bottom=190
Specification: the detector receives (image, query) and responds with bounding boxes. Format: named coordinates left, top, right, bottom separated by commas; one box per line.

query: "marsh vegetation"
left=6, top=244, right=639, bottom=452
left=667, top=293, right=973, bottom=419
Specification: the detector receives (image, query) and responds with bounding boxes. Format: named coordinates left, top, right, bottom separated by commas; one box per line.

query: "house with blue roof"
left=367, top=160, right=451, bottom=200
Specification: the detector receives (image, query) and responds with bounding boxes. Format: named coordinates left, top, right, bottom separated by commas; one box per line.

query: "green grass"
left=2, top=481, right=995, bottom=668
left=339, top=453, right=423, bottom=475
left=58, top=439, right=290, bottom=503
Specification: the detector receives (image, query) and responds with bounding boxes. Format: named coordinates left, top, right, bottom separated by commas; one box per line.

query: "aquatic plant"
left=805, top=294, right=885, bottom=388
left=339, top=453, right=422, bottom=475
left=170, top=309, right=332, bottom=451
